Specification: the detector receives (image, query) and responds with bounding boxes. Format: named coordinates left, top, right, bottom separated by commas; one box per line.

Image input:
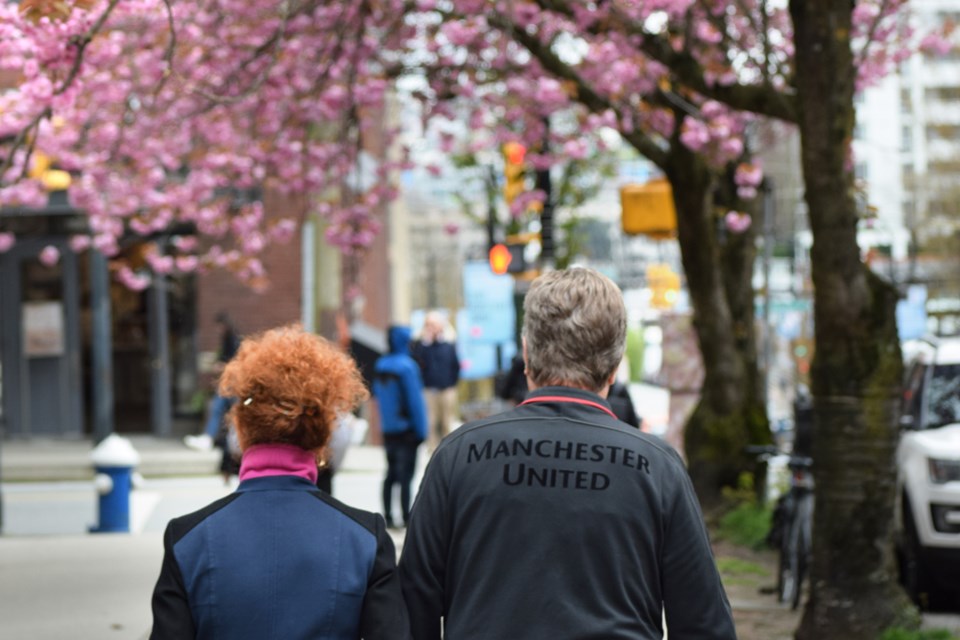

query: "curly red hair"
left=219, top=324, right=369, bottom=453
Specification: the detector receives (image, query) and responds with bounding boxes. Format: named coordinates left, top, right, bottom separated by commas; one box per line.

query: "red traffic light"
left=488, top=243, right=512, bottom=275
left=504, top=141, right=526, bottom=166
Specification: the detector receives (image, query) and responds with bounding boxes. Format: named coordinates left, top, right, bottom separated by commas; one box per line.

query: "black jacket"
left=398, top=386, right=735, bottom=640
left=411, top=339, right=460, bottom=390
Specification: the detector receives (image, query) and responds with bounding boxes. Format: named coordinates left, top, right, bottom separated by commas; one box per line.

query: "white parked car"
left=897, top=337, right=960, bottom=609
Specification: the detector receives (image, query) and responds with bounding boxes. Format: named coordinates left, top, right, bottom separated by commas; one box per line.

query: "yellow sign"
left=621, top=178, right=677, bottom=238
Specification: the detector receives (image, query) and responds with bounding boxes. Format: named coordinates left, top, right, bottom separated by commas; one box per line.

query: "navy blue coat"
left=411, top=339, right=460, bottom=390
left=150, top=475, right=410, bottom=640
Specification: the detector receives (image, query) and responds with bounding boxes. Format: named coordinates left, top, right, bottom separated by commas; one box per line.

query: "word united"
left=467, top=438, right=651, bottom=491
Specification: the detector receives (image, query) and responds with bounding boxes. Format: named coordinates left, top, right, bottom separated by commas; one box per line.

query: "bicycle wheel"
left=779, top=520, right=799, bottom=606
left=792, top=525, right=807, bottom=610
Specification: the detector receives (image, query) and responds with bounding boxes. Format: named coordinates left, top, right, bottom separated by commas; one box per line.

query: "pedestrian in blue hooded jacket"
left=373, top=325, right=428, bottom=528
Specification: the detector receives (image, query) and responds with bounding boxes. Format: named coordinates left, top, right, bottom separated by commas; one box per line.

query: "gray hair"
left=522, top=267, right=627, bottom=392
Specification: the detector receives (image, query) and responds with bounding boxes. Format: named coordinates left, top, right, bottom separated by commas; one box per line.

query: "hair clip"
left=243, top=397, right=253, bottom=406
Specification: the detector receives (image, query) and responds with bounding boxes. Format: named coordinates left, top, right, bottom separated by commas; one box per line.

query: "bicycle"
left=747, top=444, right=815, bottom=610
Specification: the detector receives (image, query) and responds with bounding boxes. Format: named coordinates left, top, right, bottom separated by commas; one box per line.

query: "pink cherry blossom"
left=0, top=0, right=934, bottom=292
left=724, top=211, right=752, bottom=234
left=69, top=235, right=91, bottom=252
left=39, top=245, right=60, bottom=266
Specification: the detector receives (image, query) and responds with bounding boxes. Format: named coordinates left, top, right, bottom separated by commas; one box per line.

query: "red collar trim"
left=519, top=395, right=617, bottom=420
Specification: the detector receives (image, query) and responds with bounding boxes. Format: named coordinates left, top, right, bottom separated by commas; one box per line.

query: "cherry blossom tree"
left=2, top=1, right=954, bottom=634
left=1, top=0, right=409, bottom=298
left=411, top=1, right=951, bottom=636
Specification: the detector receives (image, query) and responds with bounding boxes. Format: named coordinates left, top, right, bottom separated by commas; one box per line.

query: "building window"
left=901, top=89, right=912, bottom=113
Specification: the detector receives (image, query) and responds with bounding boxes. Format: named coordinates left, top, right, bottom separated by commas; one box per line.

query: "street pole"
left=486, top=164, right=504, bottom=370
left=761, top=178, right=776, bottom=407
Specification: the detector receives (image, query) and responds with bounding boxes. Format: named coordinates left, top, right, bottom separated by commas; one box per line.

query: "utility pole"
left=486, top=164, right=504, bottom=370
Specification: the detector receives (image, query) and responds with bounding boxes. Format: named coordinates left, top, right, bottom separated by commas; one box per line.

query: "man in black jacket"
left=399, top=267, right=735, bottom=640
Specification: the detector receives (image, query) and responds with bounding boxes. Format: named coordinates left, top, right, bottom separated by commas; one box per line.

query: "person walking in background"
left=607, top=379, right=642, bottom=429
left=373, top=325, right=428, bottom=529
left=411, top=311, right=461, bottom=453
left=151, top=325, right=409, bottom=640
left=494, top=353, right=528, bottom=406
left=399, top=268, right=736, bottom=640
left=184, top=311, right=241, bottom=451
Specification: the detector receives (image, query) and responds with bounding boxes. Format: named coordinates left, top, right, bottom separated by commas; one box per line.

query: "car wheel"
left=900, top=502, right=929, bottom=609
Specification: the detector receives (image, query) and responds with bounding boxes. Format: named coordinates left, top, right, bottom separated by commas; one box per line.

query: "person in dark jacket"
left=494, top=353, right=529, bottom=406
left=607, top=379, right=642, bottom=429
left=373, top=325, right=428, bottom=529
left=151, top=325, right=410, bottom=640
left=411, top=311, right=461, bottom=453
left=399, top=268, right=736, bottom=640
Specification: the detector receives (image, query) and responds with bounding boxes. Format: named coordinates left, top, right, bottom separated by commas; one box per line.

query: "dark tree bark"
left=790, top=3, right=913, bottom=637
left=664, top=135, right=769, bottom=507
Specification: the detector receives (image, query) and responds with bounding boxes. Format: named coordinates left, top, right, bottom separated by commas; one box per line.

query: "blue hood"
left=387, top=325, right=412, bottom=355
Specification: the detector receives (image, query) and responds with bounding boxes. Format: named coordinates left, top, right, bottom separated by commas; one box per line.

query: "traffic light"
left=489, top=243, right=512, bottom=275
left=488, top=242, right=527, bottom=275
left=503, top=142, right=526, bottom=205
left=791, top=337, right=813, bottom=380
left=647, top=264, right=681, bottom=309
left=621, top=178, right=677, bottom=238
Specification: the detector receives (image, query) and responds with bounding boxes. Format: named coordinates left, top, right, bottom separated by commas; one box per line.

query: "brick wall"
left=196, top=191, right=304, bottom=356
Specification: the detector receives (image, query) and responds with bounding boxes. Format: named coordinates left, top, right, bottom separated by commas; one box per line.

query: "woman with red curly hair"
left=150, top=325, right=411, bottom=640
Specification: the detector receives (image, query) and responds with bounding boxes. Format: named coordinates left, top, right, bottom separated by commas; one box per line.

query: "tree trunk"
left=664, top=141, right=769, bottom=507
left=790, top=3, right=915, bottom=637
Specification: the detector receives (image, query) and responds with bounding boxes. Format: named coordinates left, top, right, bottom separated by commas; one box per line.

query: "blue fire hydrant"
left=89, top=434, right=141, bottom=533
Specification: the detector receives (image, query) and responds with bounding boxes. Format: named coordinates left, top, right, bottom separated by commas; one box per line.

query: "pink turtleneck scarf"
left=238, top=443, right=318, bottom=484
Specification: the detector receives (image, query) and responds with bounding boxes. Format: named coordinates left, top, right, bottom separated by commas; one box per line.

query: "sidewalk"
left=2, top=435, right=222, bottom=482
left=0, top=442, right=394, bottom=640
left=3, top=438, right=956, bottom=639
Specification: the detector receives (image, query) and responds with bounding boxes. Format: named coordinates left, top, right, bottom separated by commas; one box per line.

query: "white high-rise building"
left=900, top=2, right=960, bottom=242
left=857, top=1, right=960, bottom=258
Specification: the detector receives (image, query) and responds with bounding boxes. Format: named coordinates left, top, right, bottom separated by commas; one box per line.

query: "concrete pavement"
left=0, top=532, right=163, bottom=640
left=1, top=435, right=223, bottom=482
left=2, top=437, right=958, bottom=639
left=0, top=443, right=407, bottom=640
